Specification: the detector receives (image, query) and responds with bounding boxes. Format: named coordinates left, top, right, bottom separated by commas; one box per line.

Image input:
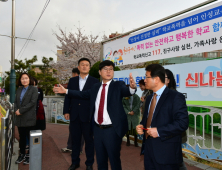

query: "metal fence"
left=43, top=96, right=222, bottom=164
left=183, top=104, right=222, bottom=164
left=50, top=99, right=68, bottom=124
left=42, top=96, right=67, bottom=123
left=0, top=100, right=15, bottom=170
left=42, top=96, right=69, bottom=124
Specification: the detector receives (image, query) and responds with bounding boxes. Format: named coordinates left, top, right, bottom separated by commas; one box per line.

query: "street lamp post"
left=10, top=0, right=16, bottom=103
left=1, top=0, right=16, bottom=103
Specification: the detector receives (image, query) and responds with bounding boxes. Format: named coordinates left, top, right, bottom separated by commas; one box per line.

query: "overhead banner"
left=104, top=1, right=222, bottom=66
left=113, top=58, right=222, bottom=107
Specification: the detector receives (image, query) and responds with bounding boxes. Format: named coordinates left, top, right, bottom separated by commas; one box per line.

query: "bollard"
left=29, top=130, right=42, bottom=170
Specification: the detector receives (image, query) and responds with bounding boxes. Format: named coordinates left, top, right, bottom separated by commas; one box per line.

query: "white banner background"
left=104, top=1, right=222, bottom=66
left=113, top=58, right=222, bottom=106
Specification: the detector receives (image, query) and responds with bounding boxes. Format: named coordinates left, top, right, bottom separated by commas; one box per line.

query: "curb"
left=11, top=138, right=19, bottom=170
left=183, top=158, right=219, bottom=170
left=123, top=136, right=219, bottom=170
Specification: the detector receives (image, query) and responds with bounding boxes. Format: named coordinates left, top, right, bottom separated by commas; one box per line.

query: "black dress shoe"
left=86, top=165, right=93, bottom=170
left=68, top=164, right=80, bottom=170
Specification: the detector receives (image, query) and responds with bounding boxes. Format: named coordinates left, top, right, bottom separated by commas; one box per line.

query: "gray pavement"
left=11, top=139, right=19, bottom=170
left=12, top=123, right=220, bottom=170
left=123, top=136, right=220, bottom=170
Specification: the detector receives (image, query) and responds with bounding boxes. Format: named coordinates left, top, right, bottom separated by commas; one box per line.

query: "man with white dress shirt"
left=63, top=58, right=99, bottom=170
left=54, top=60, right=137, bottom=170
left=61, top=68, right=85, bottom=155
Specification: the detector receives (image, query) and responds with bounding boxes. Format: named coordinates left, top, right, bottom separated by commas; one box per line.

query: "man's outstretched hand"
left=53, top=84, right=67, bottom=94
left=129, top=73, right=136, bottom=89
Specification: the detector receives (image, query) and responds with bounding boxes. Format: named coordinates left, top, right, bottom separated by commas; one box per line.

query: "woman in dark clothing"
left=32, top=77, right=46, bottom=131
left=25, top=77, right=46, bottom=159
left=122, top=85, right=140, bottom=147
left=32, top=77, right=43, bottom=102
left=14, top=73, right=38, bottom=165
left=165, top=69, right=187, bottom=170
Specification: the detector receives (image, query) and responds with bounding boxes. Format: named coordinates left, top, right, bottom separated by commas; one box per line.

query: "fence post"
left=206, top=115, right=209, bottom=134
left=200, top=108, right=203, bottom=135
left=1, top=114, right=8, bottom=170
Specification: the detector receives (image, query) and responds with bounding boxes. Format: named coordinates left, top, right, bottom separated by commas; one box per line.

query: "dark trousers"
left=179, top=161, right=187, bottom=170
left=17, top=126, right=34, bottom=154
left=70, top=117, right=94, bottom=166
left=144, top=138, right=179, bottom=170
left=94, top=125, right=122, bottom=170
left=67, top=132, right=84, bottom=152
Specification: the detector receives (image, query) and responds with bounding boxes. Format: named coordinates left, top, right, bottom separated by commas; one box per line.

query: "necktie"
left=98, top=84, right=107, bottom=124
left=145, top=93, right=157, bottom=139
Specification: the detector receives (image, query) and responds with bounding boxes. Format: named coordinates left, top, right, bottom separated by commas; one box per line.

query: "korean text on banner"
left=113, top=58, right=222, bottom=107
left=104, top=1, right=222, bottom=66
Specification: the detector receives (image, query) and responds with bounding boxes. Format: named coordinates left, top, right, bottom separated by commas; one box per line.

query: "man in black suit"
left=61, top=68, right=85, bottom=154
left=54, top=60, right=137, bottom=170
left=136, top=64, right=189, bottom=170
left=63, top=58, right=99, bottom=170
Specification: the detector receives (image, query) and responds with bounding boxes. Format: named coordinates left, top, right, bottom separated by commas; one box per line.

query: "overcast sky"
left=0, top=0, right=220, bottom=74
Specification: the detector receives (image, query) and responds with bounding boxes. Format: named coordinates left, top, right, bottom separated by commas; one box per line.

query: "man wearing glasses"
left=136, top=64, right=189, bottom=170
left=54, top=60, right=137, bottom=170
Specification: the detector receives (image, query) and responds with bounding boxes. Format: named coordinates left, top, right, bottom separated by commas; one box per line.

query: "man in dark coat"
left=54, top=60, right=137, bottom=170
left=136, top=64, right=189, bottom=170
left=63, top=58, right=99, bottom=170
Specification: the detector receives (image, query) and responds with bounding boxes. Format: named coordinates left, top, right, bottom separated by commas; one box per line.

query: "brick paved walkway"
left=14, top=123, right=204, bottom=170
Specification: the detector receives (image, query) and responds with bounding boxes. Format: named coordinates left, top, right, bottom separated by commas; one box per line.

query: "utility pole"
left=10, top=0, right=16, bottom=103
left=1, top=0, right=35, bottom=103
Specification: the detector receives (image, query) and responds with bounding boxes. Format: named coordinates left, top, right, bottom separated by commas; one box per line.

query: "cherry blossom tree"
left=50, top=26, right=108, bottom=84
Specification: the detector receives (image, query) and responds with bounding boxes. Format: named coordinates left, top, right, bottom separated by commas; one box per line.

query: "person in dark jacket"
left=122, top=85, right=140, bottom=147
left=32, top=77, right=43, bottom=102
left=32, top=77, right=46, bottom=131
left=136, top=64, right=189, bottom=170
left=25, top=76, right=45, bottom=153
left=53, top=60, right=137, bottom=170
left=61, top=68, right=85, bottom=154
left=165, top=69, right=187, bottom=170
left=14, top=73, right=38, bottom=165
left=63, top=58, right=99, bottom=170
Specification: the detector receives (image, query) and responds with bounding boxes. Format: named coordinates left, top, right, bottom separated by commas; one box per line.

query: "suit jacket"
left=122, top=94, right=140, bottom=130
left=169, top=87, right=187, bottom=144
left=14, top=85, right=38, bottom=127
left=67, top=80, right=133, bottom=138
left=140, top=87, right=189, bottom=164
left=63, top=75, right=99, bottom=122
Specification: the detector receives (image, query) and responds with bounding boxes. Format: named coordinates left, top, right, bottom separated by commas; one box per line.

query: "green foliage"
left=89, top=61, right=120, bottom=80
left=136, top=60, right=160, bottom=68
left=213, top=113, right=221, bottom=123
left=136, top=59, right=169, bottom=68
left=89, top=61, right=100, bottom=79
left=4, top=56, right=38, bottom=94
left=4, top=56, right=58, bottom=96
left=35, top=57, right=58, bottom=96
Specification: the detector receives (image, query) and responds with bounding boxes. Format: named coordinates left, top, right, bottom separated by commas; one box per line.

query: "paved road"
left=14, top=123, right=204, bottom=170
